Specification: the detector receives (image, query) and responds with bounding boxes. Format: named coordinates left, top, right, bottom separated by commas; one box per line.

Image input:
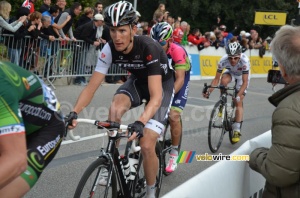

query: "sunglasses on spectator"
left=228, top=56, right=240, bottom=60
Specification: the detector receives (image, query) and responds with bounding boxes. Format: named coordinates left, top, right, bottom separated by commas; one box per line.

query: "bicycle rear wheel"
left=132, top=142, right=163, bottom=198
left=208, top=100, right=226, bottom=153
left=73, top=157, right=117, bottom=198
left=162, top=119, right=182, bottom=176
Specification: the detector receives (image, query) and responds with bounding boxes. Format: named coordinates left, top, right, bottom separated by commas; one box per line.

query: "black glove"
left=65, top=111, right=78, bottom=126
left=128, top=121, right=145, bottom=138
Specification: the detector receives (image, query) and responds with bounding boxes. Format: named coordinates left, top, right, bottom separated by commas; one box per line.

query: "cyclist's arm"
left=73, top=43, right=112, bottom=115
left=208, top=71, right=222, bottom=94
left=237, top=73, right=249, bottom=97
left=138, top=75, right=163, bottom=125
left=0, top=133, right=27, bottom=189
left=73, top=71, right=104, bottom=115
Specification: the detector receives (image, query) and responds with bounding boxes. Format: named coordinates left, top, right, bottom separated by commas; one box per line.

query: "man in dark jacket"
left=72, top=13, right=105, bottom=85
left=249, top=25, right=300, bottom=198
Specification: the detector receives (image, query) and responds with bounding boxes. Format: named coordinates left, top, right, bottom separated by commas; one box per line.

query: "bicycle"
left=203, top=82, right=241, bottom=153
left=158, top=118, right=182, bottom=176
left=67, top=118, right=163, bottom=198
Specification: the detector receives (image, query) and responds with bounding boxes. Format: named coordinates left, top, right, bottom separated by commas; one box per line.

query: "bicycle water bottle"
left=121, top=156, right=131, bottom=180
left=128, top=153, right=139, bottom=180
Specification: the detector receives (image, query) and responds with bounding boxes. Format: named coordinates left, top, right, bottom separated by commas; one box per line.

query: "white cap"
left=136, top=11, right=141, bottom=17
left=94, top=14, right=104, bottom=21
left=240, top=30, right=246, bottom=36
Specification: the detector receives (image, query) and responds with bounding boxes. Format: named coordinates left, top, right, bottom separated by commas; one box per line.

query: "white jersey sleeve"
left=95, top=43, right=112, bottom=75
left=217, top=55, right=228, bottom=73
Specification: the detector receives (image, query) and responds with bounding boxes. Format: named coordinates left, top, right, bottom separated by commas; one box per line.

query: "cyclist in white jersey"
left=203, top=42, right=251, bottom=143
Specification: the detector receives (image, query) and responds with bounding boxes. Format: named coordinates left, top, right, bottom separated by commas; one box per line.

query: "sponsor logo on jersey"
left=146, top=54, right=152, bottom=61
left=0, top=124, right=25, bottom=135
left=134, top=55, right=140, bottom=59
left=26, top=75, right=37, bottom=86
left=37, top=134, right=61, bottom=156
left=101, top=53, right=105, bottom=58
left=19, top=102, right=52, bottom=121
left=119, top=56, right=123, bottom=60
left=175, top=99, right=181, bottom=104
left=22, top=77, right=30, bottom=90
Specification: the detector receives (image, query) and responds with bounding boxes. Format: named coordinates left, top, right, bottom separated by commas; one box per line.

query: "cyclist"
left=150, top=22, right=191, bottom=173
left=66, top=1, right=174, bottom=198
left=0, top=61, right=64, bottom=197
left=203, top=42, right=250, bottom=143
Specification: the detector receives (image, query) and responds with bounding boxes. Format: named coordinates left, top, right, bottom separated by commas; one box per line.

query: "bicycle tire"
left=162, top=119, right=182, bottom=176
left=132, top=142, right=163, bottom=198
left=208, top=100, right=226, bottom=153
left=228, top=102, right=236, bottom=144
left=73, top=157, right=117, bottom=198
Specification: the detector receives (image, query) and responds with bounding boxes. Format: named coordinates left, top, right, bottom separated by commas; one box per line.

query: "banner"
left=254, top=11, right=287, bottom=26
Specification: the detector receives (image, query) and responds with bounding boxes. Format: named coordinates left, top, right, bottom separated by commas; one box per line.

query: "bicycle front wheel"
left=208, top=100, right=226, bottom=153
left=73, top=157, right=117, bottom=198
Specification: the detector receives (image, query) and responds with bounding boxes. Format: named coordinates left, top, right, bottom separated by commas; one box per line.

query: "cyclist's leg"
left=220, top=70, right=232, bottom=87
left=0, top=113, right=64, bottom=197
left=108, top=76, right=142, bottom=122
left=141, top=76, right=173, bottom=197
left=167, top=76, right=189, bottom=173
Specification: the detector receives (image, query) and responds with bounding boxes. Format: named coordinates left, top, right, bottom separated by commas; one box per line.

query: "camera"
left=267, top=69, right=287, bottom=84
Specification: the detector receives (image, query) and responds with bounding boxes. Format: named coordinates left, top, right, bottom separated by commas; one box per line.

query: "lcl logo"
left=264, top=15, right=278, bottom=20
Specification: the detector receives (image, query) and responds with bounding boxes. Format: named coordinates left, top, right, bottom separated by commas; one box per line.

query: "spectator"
left=248, top=29, right=263, bottom=49
left=22, top=0, right=35, bottom=13
left=75, top=7, right=94, bottom=29
left=142, top=21, right=148, bottom=35
left=219, top=24, right=228, bottom=37
left=94, top=2, right=103, bottom=15
left=153, top=3, right=166, bottom=20
left=21, top=11, right=43, bottom=72
left=187, top=28, right=205, bottom=45
left=42, top=5, right=71, bottom=35
left=40, top=15, right=60, bottom=77
left=0, top=1, right=27, bottom=34
left=56, top=0, right=66, bottom=12
left=152, top=10, right=164, bottom=24
left=249, top=25, right=300, bottom=198
left=173, top=21, right=187, bottom=44
left=73, top=13, right=105, bottom=85
left=166, top=15, right=173, bottom=27
left=39, top=0, right=51, bottom=13
left=56, top=2, right=82, bottom=40
left=135, top=10, right=141, bottom=27
left=3, top=7, right=31, bottom=65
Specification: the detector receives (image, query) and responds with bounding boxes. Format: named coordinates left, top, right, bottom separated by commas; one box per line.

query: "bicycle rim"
left=73, top=157, right=117, bottom=198
left=208, top=100, right=226, bottom=153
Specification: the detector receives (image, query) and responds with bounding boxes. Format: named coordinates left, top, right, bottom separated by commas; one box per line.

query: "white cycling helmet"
left=104, top=1, right=137, bottom=27
left=226, top=42, right=242, bottom=56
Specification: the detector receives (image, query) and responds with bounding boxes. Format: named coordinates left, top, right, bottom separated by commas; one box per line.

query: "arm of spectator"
left=68, top=27, right=75, bottom=41
left=0, top=17, right=24, bottom=33
left=57, top=12, right=69, bottom=39
left=52, top=15, right=71, bottom=30
left=249, top=109, right=300, bottom=187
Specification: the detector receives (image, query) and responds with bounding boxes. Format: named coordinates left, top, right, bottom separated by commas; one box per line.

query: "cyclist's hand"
left=202, top=91, right=210, bottom=99
left=65, top=111, right=78, bottom=129
left=128, top=121, right=145, bottom=141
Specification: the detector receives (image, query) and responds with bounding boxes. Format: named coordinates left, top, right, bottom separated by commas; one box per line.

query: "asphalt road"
left=24, top=78, right=281, bottom=198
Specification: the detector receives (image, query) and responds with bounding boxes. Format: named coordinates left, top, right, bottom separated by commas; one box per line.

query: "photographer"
left=249, top=25, right=300, bottom=197
left=73, top=14, right=106, bottom=85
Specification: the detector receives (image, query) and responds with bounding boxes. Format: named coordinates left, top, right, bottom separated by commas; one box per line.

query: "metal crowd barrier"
left=0, top=34, right=128, bottom=88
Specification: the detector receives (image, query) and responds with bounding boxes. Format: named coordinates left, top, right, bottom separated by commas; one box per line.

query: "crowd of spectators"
left=0, top=1, right=270, bottom=85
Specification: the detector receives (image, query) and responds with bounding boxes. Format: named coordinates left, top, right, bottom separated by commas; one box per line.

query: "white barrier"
left=163, top=130, right=272, bottom=198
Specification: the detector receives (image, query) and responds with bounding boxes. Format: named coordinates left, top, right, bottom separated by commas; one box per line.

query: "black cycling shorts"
left=115, top=75, right=174, bottom=134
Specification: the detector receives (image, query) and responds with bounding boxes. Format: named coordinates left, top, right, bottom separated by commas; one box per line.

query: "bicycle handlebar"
left=203, top=83, right=235, bottom=91
left=66, top=118, right=141, bottom=152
